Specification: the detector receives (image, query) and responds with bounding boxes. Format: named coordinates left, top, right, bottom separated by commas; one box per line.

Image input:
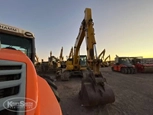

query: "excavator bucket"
left=79, top=70, right=115, bottom=106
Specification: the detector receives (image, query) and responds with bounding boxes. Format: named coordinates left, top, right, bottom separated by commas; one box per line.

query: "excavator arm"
left=98, top=49, right=106, bottom=60
left=73, top=8, right=101, bottom=74
left=103, top=55, right=111, bottom=67
left=73, top=20, right=86, bottom=69
left=68, top=47, right=73, bottom=59
left=104, top=55, right=111, bottom=62
left=83, top=8, right=101, bottom=75
left=59, top=47, right=63, bottom=61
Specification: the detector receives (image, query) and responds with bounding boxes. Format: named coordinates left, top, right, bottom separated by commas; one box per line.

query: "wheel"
left=127, top=68, right=131, bottom=74
left=133, top=68, right=137, bottom=74
left=124, top=68, right=128, bottom=74
left=130, top=68, right=134, bottom=74
left=121, top=68, right=124, bottom=73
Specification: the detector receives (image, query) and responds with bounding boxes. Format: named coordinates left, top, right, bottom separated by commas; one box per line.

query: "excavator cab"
left=79, top=55, right=87, bottom=70
left=62, top=55, right=87, bottom=80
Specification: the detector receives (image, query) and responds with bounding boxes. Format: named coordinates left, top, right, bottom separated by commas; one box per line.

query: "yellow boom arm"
left=68, top=47, right=73, bottom=59
left=59, top=47, right=63, bottom=61
left=73, top=8, right=100, bottom=74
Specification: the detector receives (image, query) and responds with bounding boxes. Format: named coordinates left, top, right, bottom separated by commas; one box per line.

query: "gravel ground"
left=54, top=67, right=153, bottom=115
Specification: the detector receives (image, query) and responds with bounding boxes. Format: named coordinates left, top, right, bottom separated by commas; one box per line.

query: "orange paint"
left=0, top=49, right=62, bottom=115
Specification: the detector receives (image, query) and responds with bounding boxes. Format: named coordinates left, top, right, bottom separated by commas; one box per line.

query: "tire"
left=121, top=68, right=124, bottom=73
left=127, top=68, right=131, bottom=74
left=124, top=68, right=128, bottom=74
left=130, top=68, right=134, bottom=74
left=133, top=68, right=137, bottom=74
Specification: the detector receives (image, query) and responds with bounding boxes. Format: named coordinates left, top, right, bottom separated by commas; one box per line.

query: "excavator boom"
left=68, top=47, right=73, bottom=59
left=98, top=49, right=106, bottom=59
left=79, top=8, right=115, bottom=106
left=104, top=55, right=111, bottom=62
left=59, top=47, right=63, bottom=61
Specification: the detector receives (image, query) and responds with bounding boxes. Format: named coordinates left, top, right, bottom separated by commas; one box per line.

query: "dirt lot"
left=54, top=67, right=153, bottom=115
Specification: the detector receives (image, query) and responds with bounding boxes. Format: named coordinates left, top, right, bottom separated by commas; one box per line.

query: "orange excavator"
left=61, top=8, right=115, bottom=106
left=0, top=23, right=62, bottom=114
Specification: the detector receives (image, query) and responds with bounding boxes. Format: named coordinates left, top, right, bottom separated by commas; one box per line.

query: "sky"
left=0, top=0, right=153, bottom=61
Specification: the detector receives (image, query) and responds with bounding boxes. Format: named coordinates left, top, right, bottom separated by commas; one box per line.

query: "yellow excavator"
left=35, top=51, right=61, bottom=74
left=59, top=47, right=66, bottom=68
left=61, top=8, right=115, bottom=106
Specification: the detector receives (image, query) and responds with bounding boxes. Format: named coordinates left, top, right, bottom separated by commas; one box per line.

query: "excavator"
left=0, top=23, right=62, bottom=114
left=36, top=51, right=61, bottom=74
left=61, top=8, right=115, bottom=106
left=59, top=47, right=66, bottom=68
